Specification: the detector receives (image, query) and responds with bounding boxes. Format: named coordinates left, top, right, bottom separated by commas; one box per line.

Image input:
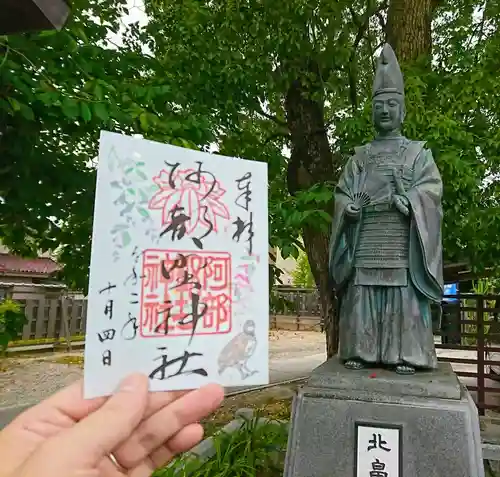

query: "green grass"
left=155, top=413, right=288, bottom=477
left=49, top=355, right=84, bottom=366
left=8, top=335, right=85, bottom=347
left=201, top=395, right=293, bottom=437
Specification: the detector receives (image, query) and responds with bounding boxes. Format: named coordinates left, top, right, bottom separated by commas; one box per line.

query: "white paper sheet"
left=83, top=131, right=269, bottom=398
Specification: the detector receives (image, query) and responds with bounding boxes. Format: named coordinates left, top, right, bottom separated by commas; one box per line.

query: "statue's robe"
left=329, top=137, right=443, bottom=368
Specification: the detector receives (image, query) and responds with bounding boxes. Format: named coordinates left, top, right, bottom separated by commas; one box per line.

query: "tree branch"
left=376, top=11, right=386, bottom=32
left=347, top=1, right=388, bottom=109
left=348, top=5, right=362, bottom=28
left=432, top=0, right=447, bottom=10
left=467, top=0, right=489, bottom=56
left=265, top=132, right=291, bottom=144
left=257, top=107, right=287, bottom=127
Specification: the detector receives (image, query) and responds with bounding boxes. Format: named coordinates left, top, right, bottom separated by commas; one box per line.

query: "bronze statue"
left=329, top=44, right=443, bottom=375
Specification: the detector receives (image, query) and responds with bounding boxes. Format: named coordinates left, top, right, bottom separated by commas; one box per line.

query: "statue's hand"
left=345, top=203, right=361, bottom=220
left=393, top=195, right=410, bottom=216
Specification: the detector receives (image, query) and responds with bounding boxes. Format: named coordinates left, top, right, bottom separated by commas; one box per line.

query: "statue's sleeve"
left=407, top=148, right=444, bottom=303
left=328, top=156, right=359, bottom=291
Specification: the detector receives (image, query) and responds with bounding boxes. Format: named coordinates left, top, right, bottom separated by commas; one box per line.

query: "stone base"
left=283, top=358, right=484, bottom=477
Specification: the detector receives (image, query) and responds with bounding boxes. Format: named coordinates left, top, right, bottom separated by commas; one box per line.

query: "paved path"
left=227, top=352, right=326, bottom=395
left=0, top=352, right=327, bottom=430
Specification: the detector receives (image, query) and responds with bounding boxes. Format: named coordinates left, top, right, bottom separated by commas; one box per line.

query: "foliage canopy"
left=291, top=251, right=315, bottom=289
left=0, top=299, right=26, bottom=352
left=2, top=0, right=500, bottom=300
left=0, top=0, right=211, bottom=290
left=141, top=0, right=500, bottom=269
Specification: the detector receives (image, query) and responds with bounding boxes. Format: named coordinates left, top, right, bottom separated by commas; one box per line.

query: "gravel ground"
left=268, top=329, right=325, bottom=359
left=0, top=331, right=325, bottom=409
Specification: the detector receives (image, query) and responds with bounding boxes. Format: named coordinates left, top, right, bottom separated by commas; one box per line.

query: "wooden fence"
left=15, top=297, right=87, bottom=341
left=436, top=294, right=500, bottom=415
left=272, top=287, right=500, bottom=415
left=270, top=287, right=323, bottom=330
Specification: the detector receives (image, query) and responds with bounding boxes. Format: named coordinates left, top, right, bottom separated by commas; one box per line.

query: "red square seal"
left=140, top=249, right=232, bottom=337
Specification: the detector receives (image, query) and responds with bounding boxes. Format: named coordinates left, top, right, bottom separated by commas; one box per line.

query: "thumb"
left=46, top=374, right=149, bottom=471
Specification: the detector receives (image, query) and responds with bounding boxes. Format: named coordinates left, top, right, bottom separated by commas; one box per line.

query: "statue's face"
left=372, top=93, right=404, bottom=133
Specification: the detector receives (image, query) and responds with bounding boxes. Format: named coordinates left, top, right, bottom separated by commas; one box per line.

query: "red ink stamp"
left=140, top=249, right=232, bottom=337
left=148, top=165, right=230, bottom=234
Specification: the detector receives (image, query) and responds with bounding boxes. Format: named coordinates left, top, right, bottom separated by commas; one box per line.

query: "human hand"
left=393, top=194, right=410, bottom=216
left=0, top=374, right=224, bottom=477
left=345, top=203, right=361, bottom=220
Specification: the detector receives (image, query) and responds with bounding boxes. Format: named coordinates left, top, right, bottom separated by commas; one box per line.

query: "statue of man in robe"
left=328, top=43, right=444, bottom=375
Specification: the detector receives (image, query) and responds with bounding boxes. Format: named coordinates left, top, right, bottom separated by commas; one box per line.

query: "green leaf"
left=315, top=210, right=332, bottom=223
left=93, top=102, right=109, bottom=122
left=37, top=30, right=57, bottom=38
left=7, top=97, right=21, bottom=112
left=136, top=169, right=148, bottom=180
left=80, top=102, right=92, bottom=122
left=290, top=246, right=300, bottom=259
left=19, top=104, right=35, bottom=121
left=94, top=83, right=104, bottom=101
left=138, top=207, right=150, bottom=218
left=39, top=80, right=52, bottom=92
left=68, top=37, right=78, bottom=53
left=111, top=223, right=128, bottom=232
left=169, top=121, right=181, bottom=131
left=61, top=98, right=80, bottom=119
left=121, top=231, right=132, bottom=247
left=37, top=92, right=57, bottom=105
left=73, top=27, right=89, bottom=44
left=139, top=112, right=149, bottom=131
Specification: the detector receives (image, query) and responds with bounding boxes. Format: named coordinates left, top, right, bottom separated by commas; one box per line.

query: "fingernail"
left=118, top=374, right=143, bottom=393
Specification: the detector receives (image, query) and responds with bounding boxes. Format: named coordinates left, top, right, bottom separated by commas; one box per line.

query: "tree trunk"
left=386, top=0, right=433, bottom=63
left=284, top=63, right=340, bottom=358
left=302, top=226, right=338, bottom=358
left=282, top=0, right=436, bottom=357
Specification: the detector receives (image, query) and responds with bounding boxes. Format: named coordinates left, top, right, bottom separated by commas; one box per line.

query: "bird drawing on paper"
left=218, top=319, right=258, bottom=379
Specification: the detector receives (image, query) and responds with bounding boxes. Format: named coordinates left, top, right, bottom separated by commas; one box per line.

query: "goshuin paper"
left=83, top=131, right=269, bottom=398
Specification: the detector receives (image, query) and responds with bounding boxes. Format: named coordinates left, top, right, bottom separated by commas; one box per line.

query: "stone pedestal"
left=283, top=359, right=484, bottom=477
